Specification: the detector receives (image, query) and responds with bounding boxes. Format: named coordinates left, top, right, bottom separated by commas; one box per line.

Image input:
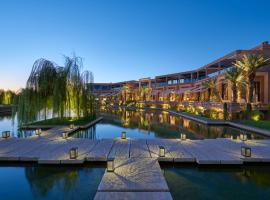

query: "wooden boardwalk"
left=1, top=126, right=270, bottom=199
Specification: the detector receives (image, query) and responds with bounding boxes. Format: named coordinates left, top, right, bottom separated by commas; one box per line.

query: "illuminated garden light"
left=69, top=124, right=75, bottom=129
left=121, top=131, right=126, bottom=140
left=107, top=158, right=115, bottom=172
left=239, top=133, right=247, bottom=141
left=159, top=146, right=165, bottom=157
left=62, top=132, right=68, bottom=139
left=2, top=131, right=10, bottom=139
left=35, top=129, right=42, bottom=136
left=69, top=147, right=78, bottom=159
left=241, top=146, right=251, bottom=157
left=180, top=133, right=186, bottom=140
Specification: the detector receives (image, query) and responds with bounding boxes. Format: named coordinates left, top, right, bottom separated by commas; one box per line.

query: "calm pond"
left=162, top=164, right=270, bottom=200
left=0, top=163, right=105, bottom=200
left=0, top=109, right=268, bottom=139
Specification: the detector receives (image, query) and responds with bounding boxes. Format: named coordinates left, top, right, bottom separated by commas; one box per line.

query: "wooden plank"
left=86, top=139, right=114, bottom=161
left=129, top=139, right=151, bottom=158
left=97, top=158, right=169, bottom=192
left=146, top=139, right=174, bottom=162
left=108, top=139, right=130, bottom=159
left=94, top=192, right=173, bottom=200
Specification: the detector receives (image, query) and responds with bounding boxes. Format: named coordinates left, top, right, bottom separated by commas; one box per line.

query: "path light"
left=241, top=146, right=251, bottom=157
left=70, top=124, right=74, bottom=129
left=107, top=158, right=115, bottom=172
left=2, top=131, right=10, bottom=139
left=180, top=133, right=186, bottom=141
left=62, top=132, right=68, bottom=139
left=159, top=146, right=165, bottom=157
left=240, top=133, right=247, bottom=141
left=69, top=147, right=78, bottom=159
left=121, top=131, right=126, bottom=140
left=35, top=129, right=42, bottom=136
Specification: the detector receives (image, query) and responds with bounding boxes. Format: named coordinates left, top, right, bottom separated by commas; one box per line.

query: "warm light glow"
left=69, top=147, right=78, bottom=159
left=35, top=129, right=42, bottom=136
left=62, top=132, right=68, bottom=139
left=241, top=146, right=251, bottom=157
left=107, top=158, right=115, bottom=172
left=159, top=146, right=165, bottom=157
left=2, top=131, right=10, bottom=139
left=121, top=131, right=126, bottom=140
left=239, top=133, right=247, bottom=141
left=180, top=133, right=186, bottom=140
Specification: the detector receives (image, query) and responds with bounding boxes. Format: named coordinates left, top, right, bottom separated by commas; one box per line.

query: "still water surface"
left=0, top=109, right=268, bottom=139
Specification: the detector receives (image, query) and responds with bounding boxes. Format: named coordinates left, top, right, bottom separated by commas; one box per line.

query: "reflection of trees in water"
left=24, top=165, right=102, bottom=199
left=98, top=108, right=263, bottom=139
left=235, top=167, right=270, bottom=187
left=73, top=126, right=97, bottom=139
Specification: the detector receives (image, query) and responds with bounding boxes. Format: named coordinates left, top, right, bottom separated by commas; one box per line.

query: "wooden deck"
left=1, top=126, right=270, bottom=199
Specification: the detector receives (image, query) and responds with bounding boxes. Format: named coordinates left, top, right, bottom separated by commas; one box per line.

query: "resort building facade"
left=93, top=42, right=270, bottom=118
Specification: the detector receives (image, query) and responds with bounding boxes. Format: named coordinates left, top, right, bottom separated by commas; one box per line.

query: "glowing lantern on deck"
left=2, top=131, right=10, bottom=139
left=69, top=124, right=75, bottom=129
left=121, top=131, right=126, bottom=140
left=62, top=132, right=68, bottom=139
left=159, top=146, right=165, bottom=157
left=239, top=133, right=247, bottom=141
left=107, top=158, right=115, bottom=172
left=35, top=129, right=42, bottom=136
left=69, top=147, right=78, bottom=159
left=180, top=133, right=187, bottom=141
left=241, top=146, right=251, bottom=157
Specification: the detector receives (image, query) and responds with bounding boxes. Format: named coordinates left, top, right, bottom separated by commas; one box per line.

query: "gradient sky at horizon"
left=1, top=0, right=270, bottom=91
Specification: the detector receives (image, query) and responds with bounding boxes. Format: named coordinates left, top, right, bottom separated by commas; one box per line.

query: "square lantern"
left=35, top=129, right=42, bottom=136
left=159, top=146, right=165, bottom=157
left=241, top=146, right=251, bottom=157
left=121, top=131, right=126, bottom=140
left=69, top=147, right=78, bottom=159
left=2, top=131, right=10, bottom=139
left=70, top=124, right=74, bottom=129
left=62, top=132, right=68, bottom=139
left=240, top=133, right=247, bottom=141
left=107, top=158, right=115, bottom=172
left=180, top=133, right=186, bottom=141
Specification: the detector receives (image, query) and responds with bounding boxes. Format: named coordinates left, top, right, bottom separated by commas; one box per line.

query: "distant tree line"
left=0, top=89, right=16, bottom=105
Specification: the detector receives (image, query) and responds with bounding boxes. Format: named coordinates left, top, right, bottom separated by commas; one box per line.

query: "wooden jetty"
left=1, top=125, right=270, bottom=199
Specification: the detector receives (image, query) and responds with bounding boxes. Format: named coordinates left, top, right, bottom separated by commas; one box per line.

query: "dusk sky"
left=1, top=0, right=270, bottom=91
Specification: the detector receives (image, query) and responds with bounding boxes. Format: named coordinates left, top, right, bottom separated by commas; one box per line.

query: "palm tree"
left=202, top=78, right=222, bottom=102
left=234, top=54, right=269, bottom=103
left=224, top=67, right=244, bottom=103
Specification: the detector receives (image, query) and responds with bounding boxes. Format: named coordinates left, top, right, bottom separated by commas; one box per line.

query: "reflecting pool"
left=0, top=109, right=269, bottom=139
left=72, top=109, right=268, bottom=140
left=162, top=164, right=270, bottom=200
left=0, top=163, right=105, bottom=200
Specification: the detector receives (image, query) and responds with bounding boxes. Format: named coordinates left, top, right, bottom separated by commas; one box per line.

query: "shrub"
left=250, top=110, right=264, bottom=121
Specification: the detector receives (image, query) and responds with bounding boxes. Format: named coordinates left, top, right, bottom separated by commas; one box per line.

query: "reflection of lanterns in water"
left=183, top=119, right=190, bottom=129
left=241, top=146, right=251, bottom=157
left=169, top=116, right=175, bottom=125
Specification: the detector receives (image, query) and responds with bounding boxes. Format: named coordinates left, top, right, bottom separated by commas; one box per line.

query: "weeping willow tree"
left=13, top=55, right=95, bottom=124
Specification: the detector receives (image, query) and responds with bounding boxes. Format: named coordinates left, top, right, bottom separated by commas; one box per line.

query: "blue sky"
left=0, top=0, right=270, bottom=90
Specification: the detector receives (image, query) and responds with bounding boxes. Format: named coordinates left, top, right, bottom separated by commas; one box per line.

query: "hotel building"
left=93, top=42, right=270, bottom=115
